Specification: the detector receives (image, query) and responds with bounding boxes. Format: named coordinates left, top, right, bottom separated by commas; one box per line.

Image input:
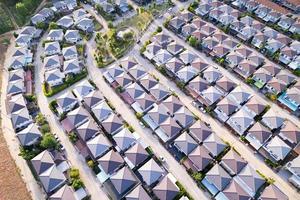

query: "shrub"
left=35, top=113, right=46, bottom=126
left=40, top=133, right=58, bottom=150
left=69, top=132, right=78, bottom=144
left=40, top=124, right=50, bottom=134
left=70, top=168, right=80, bottom=179
left=49, top=22, right=58, bottom=30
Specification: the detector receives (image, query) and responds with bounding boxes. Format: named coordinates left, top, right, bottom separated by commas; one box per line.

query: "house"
left=259, top=184, right=288, bottom=200
left=44, top=68, right=65, bottom=87
left=73, top=8, right=89, bottom=22
left=179, top=50, right=197, bottom=65
left=98, top=149, right=124, bottom=175
left=237, top=26, right=257, bottom=41
left=265, top=39, right=285, bottom=55
left=254, top=5, right=271, bottom=19
left=186, top=76, right=209, bottom=98
left=227, top=87, right=250, bottom=107
left=176, top=66, right=198, bottom=83
left=173, top=106, right=195, bottom=128
left=234, top=165, right=265, bottom=197
left=215, top=76, right=236, bottom=94
left=63, top=58, right=81, bottom=75
left=77, top=119, right=99, bottom=141
left=289, top=21, right=300, bottom=34
left=278, top=16, right=295, bottom=30
left=44, top=55, right=61, bottom=71
left=76, top=18, right=94, bottom=33
left=125, top=185, right=151, bottom=200
left=62, top=46, right=78, bottom=60
left=115, top=0, right=129, bottom=13
left=38, top=7, right=54, bottom=20
left=214, top=96, right=239, bottom=122
left=230, top=21, right=245, bottom=34
left=124, top=143, right=149, bottom=169
left=8, top=94, right=26, bottom=114
left=265, top=77, right=287, bottom=95
left=278, top=87, right=300, bottom=112
left=120, top=56, right=138, bottom=71
left=49, top=185, right=87, bottom=200
left=144, top=42, right=162, bottom=60
left=263, top=11, right=281, bottom=23
left=285, top=156, right=300, bottom=188
left=202, top=164, right=231, bottom=196
left=73, top=80, right=95, bottom=101
left=276, top=70, right=296, bottom=85
left=279, top=46, right=297, bottom=65
left=101, top=2, right=115, bottom=14
left=153, top=49, right=173, bottom=66
left=169, top=16, right=185, bottom=33
left=153, top=174, right=179, bottom=200
left=209, top=8, right=224, bottom=22
left=211, top=44, right=230, bottom=58
left=56, top=91, right=78, bottom=114
left=244, top=0, right=258, bottom=12
left=113, top=128, right=136, bottom=152
left=44, top=41, right=61, bottom=56
left=252, top=67, right=273, bottom=89
left=138, top=158, right=164, bottom=186
left=181, top=24, right=197, bottom=38
left=67, top=106, right=89, bottom=128
left=101, top=114, right=123, bottom=135
left=86, top=134, right=111, bottom=159
left=290, top=41, right=300, bottom=54
left=227, top=107, right=254, bottom=135
left=288, top=55, right=300, bottom=70
left=187, top=145, right=213, bottom=172
left=149, top=83, right=169, bottom=102
left=110, top=167, right=137, bottom=197
left=219, top=14, right=236, bottom=26
left=16, top=123, right=42, bottom=146
left=47, top=29, right=64, bottom=41
left=57, top=16, right=74, bottom=29
left=220, top=150, right=247, bottom=176
left=64, top=30, right=81, bottom=44
left=200, top=86, right=223, bottom=106
left=15, top=34, right=32, bottom=48
left=264, top=136, right=292, bottom=162
left=202, top=133, right=227, bottom=158
left=261, top=109, right=284, bottom=130
left=262, top=62, right=281, bottom=76
left=31, top=14, right=46, bottom=25
left=167, top=42, right=184, bottom=56
left=263, top=27, right=279, bottom=39
left=202, top=66, right=222, bottom=84
left=225, top=52, right=244, bottom=68
left=194, top=3, right=210, bottom=15
left=91, top=101, right=112, bottom=122
left=31, top=150, right=66, bottom=194
left=162, top=95, right=184, bottom=115
left=246, top=122, right=272, bottom=150
left=244, top=97, right=266, bottom=118
left=127, top=64, right=147, bottom=81
left=251, top=32, right=268, bottom=49
left=279, top=121, right=300, bottom=147
left=202, top=36, right=219, bottom=52
left=7, top=79, right=25, bottom=96
left=216, top=179, right=251, bottom=200
left=9, top=56, right=26, bottom=69
left=174, top=132, right=197, bottom=156
left=152, top=32, right=172, bottom=47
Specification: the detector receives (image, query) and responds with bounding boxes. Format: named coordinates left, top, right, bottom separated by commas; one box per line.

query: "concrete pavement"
left=34, top=34, right=110, bottom=200
left=85, top=38, right=210, bottom=200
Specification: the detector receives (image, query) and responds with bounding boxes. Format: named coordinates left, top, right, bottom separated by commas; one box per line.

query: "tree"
left=40, top=133, right=58, bottom=149
left=36, top=22, right=47, bottom=30
left=68, top=132, right=78, bottom=144
left=156, top=26, right=162, bottom=33
left=108, top=21, right=114, bottom=29
left=16, top=2, right=27, bottom=17
left=72, top=179, right=84, bottom=190
left=87, top=160, right=95, bottom=168
left=49, top=22, right=58, bottom=30
left=188, top=36, right=198, bottom=47
left=35, top=113, right=46, bottom=125
left=70, top=168, right=80, bottom=179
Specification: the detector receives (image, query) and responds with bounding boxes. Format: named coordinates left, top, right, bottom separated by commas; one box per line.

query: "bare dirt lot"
left=0, top=33, right=31, bottom=200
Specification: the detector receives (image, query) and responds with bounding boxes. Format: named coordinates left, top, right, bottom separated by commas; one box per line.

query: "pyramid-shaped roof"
left=113, top=128, right=136, bottom=151
left=174, top=132, right=198, bottom=155
left=189, top=120, right=212, bottom=143
left=153, top=174, right=179, bottom=200
left=98, top=149, right=124, bottom=175
left=111, top=166, right=137, bottom=195
left=125, top=143, right=149, bottom=167
left=87, top=134, right=111, bottom=159
left=138, top=158, right=164, bottom=186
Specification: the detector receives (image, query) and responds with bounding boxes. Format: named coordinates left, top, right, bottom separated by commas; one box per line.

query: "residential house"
left=138, top=158, right=164, bottom=186
left=264, top=136, right=292, bottom=162
left=76, top=18, right=94, bottom=33
left=252, top=67, right=273, bottom=89
left=174, top=132, right=198, bottom=156
left=62, top=46, right=78, bottom=60
left=265, top=77, right=287, bottom=95
left=47, top=29, right=64, bottom=41
left=67, top=106, right=89, bottom=128
left=44, top=55, right=61, bottom=71
left=110, top=167, right=137, bottom=197
left=101, top=114, right=123, bottom=135
left=259, top=184, right=288, bottom=200
left=220, top=150, right=247, bottom=176
left=73, top=80, right=95, bottom=101
left=187, top=145, right=213, bottom=172
left=45, top=68, right=65, bottom=87
left=279, top=121, right=300, bottom=147
left=261, top=109, right=284, bottom=130
left=202, top=133, right=227, bottom=158
left=169, top=16, right=185, bottom=33
left=125, top=185, right=151, bottom=200
left=56, top=91, right=78, bottom=114
left=91, top=101, right=112, bottom=122
left=57, top=16, right=74, bottom=29
left=87, top=134, right=111, bottom=159
left=77, top=119, right=99, bottom=141
left=153, top=174, right=179, bottom=200
left=216, top=179, right=251, bottom=200
left=251, top=32, right=269, bottom=49
left=279, top=46, right=297, bottom=65
left=98, top=149, right=124, bottom=176
left=246, top=122, right=272, bottom=150
left=278, top=16, right=295, bottom=30
left=124, top=143, right=149, bottom=169
left=254, top=5, right=271, bottom=19
left=113, top=128, right=136, bottom=152
left=202, top=164, right=231, bottom=196
left=64, top=30, right=81, bottom=44
left=214, top=96, right=239, bottom=122
left=278, top=87, right=300, bottom=112
left=63, top=58, right=81, bottom=75
left=44, top=41, right=61, bottom=56
left=16, top=123, right=42, bottom=146
left=227, top=107, right=254, bottom=135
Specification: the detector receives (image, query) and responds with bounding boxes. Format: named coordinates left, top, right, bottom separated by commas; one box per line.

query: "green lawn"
left=0, top=3, right=15, bottom=34
left=117, top=11, right=153, bottom=32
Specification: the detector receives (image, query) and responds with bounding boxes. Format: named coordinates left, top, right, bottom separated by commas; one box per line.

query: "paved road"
left=34, top=34, right=110, bottom=200
left=85, top=37, right=210, bottom=200
left=0, top=35, right=46, bottom=200
left=129, top=23, right=300, bottom=199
